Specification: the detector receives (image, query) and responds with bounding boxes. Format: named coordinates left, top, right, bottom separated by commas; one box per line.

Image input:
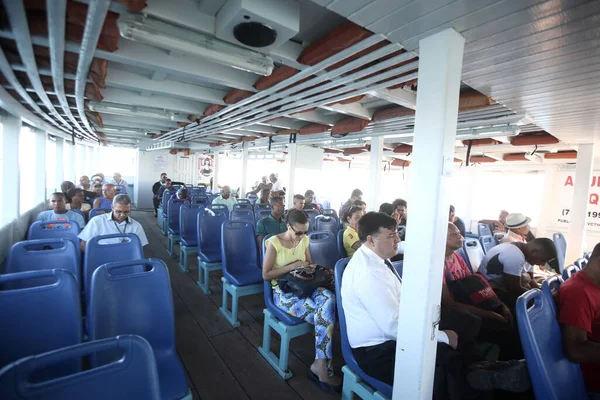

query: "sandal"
left=307, top=369, right=342, bottom=393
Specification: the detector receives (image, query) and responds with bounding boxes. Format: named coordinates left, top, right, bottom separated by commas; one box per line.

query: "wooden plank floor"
left=135, top=210, right=342, bottom=400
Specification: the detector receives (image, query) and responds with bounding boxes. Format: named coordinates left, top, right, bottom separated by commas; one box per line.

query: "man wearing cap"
left=500, top=213, right=531, bottom=244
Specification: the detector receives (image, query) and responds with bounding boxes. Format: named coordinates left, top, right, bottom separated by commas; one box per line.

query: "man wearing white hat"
left=500, top=213, right=531, bottom=244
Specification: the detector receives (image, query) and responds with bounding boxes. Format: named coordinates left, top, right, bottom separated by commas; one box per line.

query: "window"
left=99, top=146, right=137, bottom=178
left=46, top=138, right=56, bottom=197
left=19, top=126, right=37, bottom=213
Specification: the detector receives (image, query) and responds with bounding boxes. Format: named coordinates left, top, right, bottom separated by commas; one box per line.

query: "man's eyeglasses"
left=113, top=210, right=130, bottom=216
left=290, top=225, right=308, bottom=236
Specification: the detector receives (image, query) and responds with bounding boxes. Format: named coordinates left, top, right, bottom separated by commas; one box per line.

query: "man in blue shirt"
left=36, top=192, right=86, bottom=230
left=256, top=196, right=286, bottom=249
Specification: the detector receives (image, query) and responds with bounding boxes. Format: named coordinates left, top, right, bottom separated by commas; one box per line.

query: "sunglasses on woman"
left=290, top=225, right=308, bottom=236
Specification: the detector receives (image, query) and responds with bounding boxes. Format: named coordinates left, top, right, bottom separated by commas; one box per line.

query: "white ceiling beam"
left=100, top=115, right=180, bottom=130
left=367, top=87, right=417, bottom=110
left=241, top=124, right=278, bottom=134
left=258, top=118, right=305, bottom=130
left=286, top=110, right=341, bottom=126
left=100, top=87, right=207, bottom=115
left=104, top=68, right=227, bottom=105
left=318, top=102, right=375, bottom=120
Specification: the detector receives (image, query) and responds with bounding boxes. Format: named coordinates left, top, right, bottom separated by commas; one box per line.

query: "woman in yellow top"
left=262, top=209, right=340, bottom=393
left=343, top=205, right=365, bottom=257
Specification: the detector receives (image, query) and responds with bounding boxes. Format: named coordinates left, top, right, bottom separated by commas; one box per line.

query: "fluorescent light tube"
left=118, top=13, right=274, bottom=76
left=88, top=101, right=183, bottom=121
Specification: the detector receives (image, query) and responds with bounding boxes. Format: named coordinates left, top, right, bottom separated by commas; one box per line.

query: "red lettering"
left=565, top=176, right=574, bottom=186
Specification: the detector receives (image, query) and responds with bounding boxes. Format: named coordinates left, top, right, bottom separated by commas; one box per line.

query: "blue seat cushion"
left=224, top=267, right=262, bottom=287
left=156, top=350, right=189, bottom=400
left=168, top=228, right=180, bottom=235
left=180, top=238, right=197, bottom=247
left=198, top=249, right=221, bottom=263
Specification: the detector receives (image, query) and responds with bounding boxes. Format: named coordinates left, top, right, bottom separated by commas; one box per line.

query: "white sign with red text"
left=555, top=171, right=600, bottom=232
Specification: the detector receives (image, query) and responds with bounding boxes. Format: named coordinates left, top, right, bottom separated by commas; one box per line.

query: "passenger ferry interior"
left=1, top=0, right=600, bottom=399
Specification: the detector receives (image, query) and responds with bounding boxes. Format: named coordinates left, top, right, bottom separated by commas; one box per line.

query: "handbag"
left=444, top=263, right=503, bottom=312
left=278, top=264, right=332, bottom=298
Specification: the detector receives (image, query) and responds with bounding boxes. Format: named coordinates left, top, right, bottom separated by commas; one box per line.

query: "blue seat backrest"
left=308, top=231, right=339, bottom=269
left=167, top=199, right=187, bottom=233
left=231, top=209, right=255, bottom=225
left=233, top=203, right=253, bottom=211
left=89, top=259, right=176, bottom=356
left=208, top=203, right=229, bottom=219
left=115, top=185, right=127, bottom=194
left=392, top=261, right=403, bottom=279
left=315, top=215, right=338, bottom=235
left=256, top=203, right=270, bottom=210
left=456, top=247, right=473, bottom=273
left=574, top=257, right=587, bottom=269
left=0, top=335, right=161, bottom=400
left=463, top=238, right=485, bottom=272
left=477, top=223, right=493, bottom=237
left=334, top=258, right=393, bottom=397
left=179, top=204, right=204, bottom=244
left=237, top=198, right=251, bottom=205
left=221, top=221, right=262, bottom=286
left=321, top=209, right=338, bottom=220
left=28, top=220, right=80, bottom=244
left=246, top=194, right=258, bottom=205
left=541, top=276, right=563, bottom=314
left=553, top=232, right=567, bottom=272
left=305, top=209, right=320, bottom=227
left=84, top=233, right=143, bottom=302
left=89, top=208, right=111, bottom=220
left=261, top=234, right=307, bottom=326
left=516, top=289, right=587, bottom=400
left=161, top=190, right=173, bottom=215
left=6, top=238, right=80, bottom=283
left=479, top=235, right=495, bottom=254
left=255, top=209, right=272, bottom=222
left=0, top=270, right=81, bottom=370
left=197, top=212, right=227, bottom=256
left=337, top=229, right=347, bottom=258
left=562, top=264, right=580, bottom=281
left=192, top=194, right=208, bottom=205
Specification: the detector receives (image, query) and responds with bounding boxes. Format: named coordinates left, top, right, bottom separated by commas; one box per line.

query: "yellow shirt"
left=266, top=235, right=309, bottom=287
left=343, top=226, right=359, bottom=257
left=66, top=203, right=92, bottom=212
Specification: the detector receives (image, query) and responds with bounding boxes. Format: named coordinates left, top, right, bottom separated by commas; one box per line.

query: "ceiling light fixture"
left=117, top=13, right=274, bottom=76
left=88, top=101, right=183, bottom=121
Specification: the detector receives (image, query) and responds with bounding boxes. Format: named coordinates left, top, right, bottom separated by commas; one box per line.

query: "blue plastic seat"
left=219, top=221, right=264, bottom=327
left=191, top=194, right=208, bottom=206
left=237, top=198, right=251, bottom=206
left=477, top=223, right=493, bottom=237
left=230, top=209, right=255, bottom=225
left=233, top=203, right=253, bottom=211
left=574, top=257, right=587, bottom=269
left=256, top=203, right=270, bottom=209
left=541, top=275, right=563, bottom=314
left=196, top=212, right=227, bottom=294
left=88, top=259, right=191, bottom=400
left=562, top=264, right=580, bottom=281
left=322, top=208, right=338, bottom=220
left=0, top=335, right=161, bottom=400
left=246, top=193, right=258, bottom=205
left=304, top=209, right=320, bottom=230
left=255, top=208, right=272, bottom=223
left=315, top=215, right=338, bottom=236
left=6, top=238, right=80, bottom=284
left=463, top=238, right=485, bottom=272
left=28, top=219, right=80, bottom=243
left=208, top=203, right=229, bottom=219
left=167, top=199, right=187, bottom=256
left=178, top=204, right=204, bottom=272
left=337, top=229, right=348, bottom=258
left=391, top=261, right=403, bottom=279
left=335, top=258, right=392, bottom=399
left=479, top=235, right=495, bottom=254
left=308, top=231, right=339, bottom=269
left=89, top=208, right=111, bottom=220
left=456, top=247, right=473, bottom=273
left=258, top=234, right=313, bottom=379
left=115, top=184, right=127, bottom=194
left=553, top=232, right=567, bottom=272
left=516, top=289, right=587, bottom=400
left=0, top=270, right=81, bottom=370
left=160, top=190, right=173, bottom=234
left=83, top=233, right=143, bottom=303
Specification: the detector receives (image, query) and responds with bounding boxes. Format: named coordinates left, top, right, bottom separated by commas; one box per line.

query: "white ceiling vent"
left=216, top=0, right=300, bottom=52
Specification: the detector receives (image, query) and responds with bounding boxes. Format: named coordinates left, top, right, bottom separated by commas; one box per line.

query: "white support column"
left=566, top=144, right=595, bottom=263
left=286, top=144, right=298, bottom=207
left=393, top=28, right=465, bottom=400
left=367, top=136, right=384, bottom=211
left=535, top=165, right=558, bottom=239
left=212, top=151, right=220, bottom=193
left=240, top=144, right=249, bottom=197
left=63, top=141, right=75, bottom=182
left=55, top=138, right=64, bottom=192
left=33, top=129, right=47, bottom=204
left=1, top=114, right=21, bottom=226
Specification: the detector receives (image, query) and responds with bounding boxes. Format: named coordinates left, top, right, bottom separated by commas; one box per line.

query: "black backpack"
left=445, top=264, right=503, bottom=312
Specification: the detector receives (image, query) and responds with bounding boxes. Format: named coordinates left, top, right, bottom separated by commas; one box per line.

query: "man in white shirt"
left=269, top=173, right=282, bottom=191
left=36, top=192, right=86, bottom=230
left=211, top=185, right=237, bottom=213
left=110, top=172, right=128, bottom=194
left=78, top=194, right=148, bottom=252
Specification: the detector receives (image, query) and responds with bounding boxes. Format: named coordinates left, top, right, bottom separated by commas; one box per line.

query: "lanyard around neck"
left=112, top=219, right=128, bottom=235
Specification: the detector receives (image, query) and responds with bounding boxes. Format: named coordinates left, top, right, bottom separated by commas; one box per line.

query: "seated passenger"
left=340, top=189, right=362, bottom=220
left=391, top=198, right=408, bottom=226
left=352, top=199, right=367, bottom=213
left=66, top=187, right=92, bottom=217
left=343, top=205, right=364, bottom=257
left=211, top=185, right=237, bottom=212
left=78, top=194, right=148, bottom=252
left=92, top=183, right=102, bottom=196
left=500, top=213, right=531, bottom=244
left=292, top=194, right=305, bottom=211
left=152, top=173, right=168, bottom=217
left=262, top=209, right=340, bottom=392
left=558, top=242, right=600, bottom=394
left=169, top=188, right=190, bottom=202
left=62, top=180, right=97, bottom=202
left=79, top=175, right=91, bottom=191
left=442, top=223, right=522, bottom=360
left=36, top=192, right=86, bottom=229
left=93, top=184, right=116, bottom=209
left=110, top=172, right=128, bottom=193
left=449, top=205, right=466, bottom=237
left=157, top=179, right=173, bottom=202
left=303, top=190, right=320, bottom=211
left=378, top=202, right=394, bottom=216
left=256, top=196, right=287, bottom=249
left=478, top=238, right=557, bottom=310
left=479, top=210, right=509, bottom=234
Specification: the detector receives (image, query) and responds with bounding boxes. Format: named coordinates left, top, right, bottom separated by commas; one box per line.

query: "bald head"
left=102, top=183, right=116, bottom=200
left=222, top=185, right=231, bottom=199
